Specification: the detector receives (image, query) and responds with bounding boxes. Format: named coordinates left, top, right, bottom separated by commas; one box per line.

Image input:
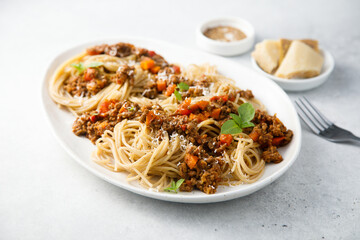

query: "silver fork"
left=295, top=96, right=360, bottom=143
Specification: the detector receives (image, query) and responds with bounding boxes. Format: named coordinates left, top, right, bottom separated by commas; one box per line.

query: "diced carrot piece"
left=188, top=104, right=199, bottom=112
left=99, top=100, right=117, bottom=113
left=150, top=66, right=161, bottom=74
left=189, top=113, right=197, bottom=121
left=197, top=101, right=209, bottom=110
left=96, top=121, right=108, bottom=131
left=220, top=134, right=233, bottom=146
left=196, top=113, right=208, bottom=122
left=272, top=137, right=285, bottom=146
left=185, top=154, right=198, bottom=169
left=119, top=105, right=127, bottom=113
left=165, top=84, right=176, bottom=96
left=211, top=109, right=221, bottom=119
left=249, top=130, right=260, bottom=142
left=156, top=80, right=167, bottom=91
left=140, top=58, right=155, bottom=70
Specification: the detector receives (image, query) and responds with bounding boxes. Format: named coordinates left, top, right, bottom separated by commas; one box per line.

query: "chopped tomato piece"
left=185, top=154, right=198, bottom=169
left=220, top=134, right=233, bottom=146
left=248, top=130, right=260, bottom=142
left=177, top=98, right=192, bottom=115
left=211, top=109, right=221, bottom=119
left=165, top=84, right=176, bottom=96
left=98, top=100, right=118, bottom=114
left=83, top=68, right=96, bottom=81
left=140, top=58, right=155, bottom=70
left=156, top=80, right=167, bottom=91
left=89, top=115, right=97, bottom=122
left=172, top=65, right=181, bottom=74
left=228, top=94, right=236, bottom=102
left=178, top=108, right=192, bottom=115
left=272, top=137, right=285, bottom=146
left=150, top=66, right=161, bottom=74
left=197, top=101, right=209, bottom=110
left=180, top=124, right=187, bottom=131
left=210, top=95, right=228, bottom=102
left=148, top=50, right=156, bottom=57
left=87, top=49, right=101, bottom=55
left=145, top=111, right=157, bottom=125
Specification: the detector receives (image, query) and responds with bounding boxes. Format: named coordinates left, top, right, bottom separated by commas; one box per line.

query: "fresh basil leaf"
left=221, top=120, right=242, bottom=135
left=171, top=180, right=176, bottom=189
left=174, top=90, right=182, bottom=101
left=177, top=82, right=189, bottom=91
left=87, top=62, right=103, bottom=68
left=175, top=179, right=184, bottom=189
left=71, top=62, right=85, bottom=73
left=230, top=113, right=242, bottom=126
left=237, top=103, right=255, bottom=123
left=240, top=121, right=255, bottom=129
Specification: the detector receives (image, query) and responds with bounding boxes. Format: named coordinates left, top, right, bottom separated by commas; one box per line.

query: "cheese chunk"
left=252, top=40, right=280, bottom=74
left=275, top=41, right=324, bottom=79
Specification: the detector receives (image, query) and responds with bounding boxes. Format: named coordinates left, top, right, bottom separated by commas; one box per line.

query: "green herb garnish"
left=164, top=179, right=184, bottom=193
left=174, top=90, right=182, bottom=101
left=71, top=62, right=85, bottom=73
left=129, top=106, right=134, bottom=111
left=172, top=82, right=189, bottom=101
left=71, top=62, right=103, bottom=73
left=220, top=103, right=255, bottom=134
left=87, top=62, right=104, bottom=68
left=90, top=111, right=99, bottom=116
left=178, top=82, right=189, bottom=91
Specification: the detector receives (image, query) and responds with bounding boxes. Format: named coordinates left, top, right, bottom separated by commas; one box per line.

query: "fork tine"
left=302, top=96, right=333, bottom=126
left=295, top=100, right=321, bottom=134
left=298, top=97, right=330, bottom=130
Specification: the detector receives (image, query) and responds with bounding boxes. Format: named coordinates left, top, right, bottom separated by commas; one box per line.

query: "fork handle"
left=349, top=134, right=360, bottom=143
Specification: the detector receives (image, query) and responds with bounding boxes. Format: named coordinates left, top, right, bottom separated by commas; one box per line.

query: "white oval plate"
left=42, top=37, right=302, bottom=203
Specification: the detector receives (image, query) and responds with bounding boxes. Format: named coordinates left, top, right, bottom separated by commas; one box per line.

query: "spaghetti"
left=49, top=42, right=293, bottom=194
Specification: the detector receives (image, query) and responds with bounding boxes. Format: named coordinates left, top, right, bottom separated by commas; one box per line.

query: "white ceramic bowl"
left=196, top=17, right=255, bottom=56
left=251, top=49, right=335, bottom=91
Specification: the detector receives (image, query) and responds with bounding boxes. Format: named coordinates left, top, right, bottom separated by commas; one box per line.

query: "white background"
left=1, top=0, right=359, bottom=239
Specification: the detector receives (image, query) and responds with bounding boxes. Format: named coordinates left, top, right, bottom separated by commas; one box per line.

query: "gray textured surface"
left=0, top=0, right=359, bottom=239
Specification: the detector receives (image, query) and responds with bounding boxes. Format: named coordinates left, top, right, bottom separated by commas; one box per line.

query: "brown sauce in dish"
left=203, top=26, right=247, bottom=42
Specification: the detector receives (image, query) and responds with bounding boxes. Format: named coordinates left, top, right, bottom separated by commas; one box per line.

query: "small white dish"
left=196, top=17, right=255, bottom=56
left=251, top=49, right=335, bottom=91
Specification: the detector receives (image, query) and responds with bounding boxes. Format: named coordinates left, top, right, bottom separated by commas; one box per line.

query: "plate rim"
left=41, top=36, right=302, bottom=203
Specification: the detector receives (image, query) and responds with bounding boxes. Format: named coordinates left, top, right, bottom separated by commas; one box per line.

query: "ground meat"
left=262, top=146, right=283, bottom=163
left=249, top=110, right=293, bottom=163
left=86, top=42, right=169, bottom=67
left=63, top=69, right=110, bottom=97
left=179, top=146, right=224, bottom=194
left=73, top=101, right=141, bottom=143
left=111, top=64, right=135, bottom=85
left=238, top=89, right=254, bottom=99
